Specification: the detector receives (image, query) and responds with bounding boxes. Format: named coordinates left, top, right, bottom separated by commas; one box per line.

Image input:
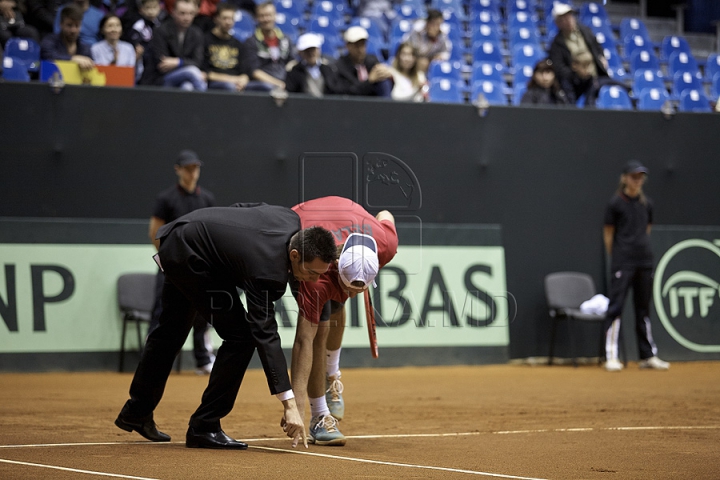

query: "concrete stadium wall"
left=1, top=82, right=720, bottom=369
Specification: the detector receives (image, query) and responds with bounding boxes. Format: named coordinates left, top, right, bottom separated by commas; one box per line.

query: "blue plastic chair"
left=506, top=0, right=534, bottom=14
left=232, top=10, right=256, bottom=41
left=472, top=41, right=504, bottom=65
left=4, top=37, right=41, bottom=72
left=389, top=18, right=414, bottom=45
left=470, top=9, right=502, bottom=28
left=470, top=80, right=507, bottom=105
left=470, top=0, right=502, bottom=17
left=512, top=63, right=533, bottom=89
left=637, top=88, right=670, bottom=111
left=579, top=2, right=609, bottom=23
left=394, top=4, right=425, bottom=21
left=311, top=1, right=345, bottom=28
left=633, top=69, right=665, bottom=97
left=585, top=13, right=612, bottom=34
left=619, top=17, right=651, bottom=43
left=711, top=72, right=720, bottom=100
left=1, top=57, right=31, bottom=81
left=678, top=89, right=711, bottom=112
left=624, top=34, right=652, bottom=62
left=275, top=14, right=299, bottom=42
left=350, top=17, right=387, bottom=47
left=660, top=35, right=691, bottom=61
left=667, top=51, right=699, bottom=79
left=604, top=46, right=628, bottom=80
left=705, top=53, right=720, bottom=82
left=511, top=43, right=543, bottom=70
left=672, top=71, right=704, bottom=99
left=428, top=78, right=464, bottom=103
left=471, top=61, right=504, bottom=84
left=592, top=28, right=617, bottom=52
left=512, top=84, right=527, bottom=105
left=595, top=85, right=633, bottom=110
left=274, top=0, right=305, bottom=26
left=630, top=49, right=661, bottom=76
left=508, top=27, right=541, bottom=51
left=471, top=23, right=502, bottom=45
left=428, top=60, right=463, bottom=82
left=507, top=11, right=539, bottom=34
left=308, top=15, right=341, bottom=42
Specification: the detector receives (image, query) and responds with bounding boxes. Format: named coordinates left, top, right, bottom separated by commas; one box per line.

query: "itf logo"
left=653, top=239, right=720, bottom=352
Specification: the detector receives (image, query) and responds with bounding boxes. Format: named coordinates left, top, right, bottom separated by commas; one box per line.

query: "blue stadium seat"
left=604, top=47, right=629, bottom=80
left=309, top=15, right=341, bottom=40
left=471, top=61, right=504, bottom=84
left=507, top=11, right=539, bottom=35
left=637, top=88, right=670, bottom=111
left=595, top=85, right=633, bottom=110
left=275, top=14, right=299, bottom=42
left=471, top=23, right=501, bottom=45
left=513, top=63, right=534, bottom=90
left=508, top=27, right=541, bottom=51
left=512, top=84, right=527, bottom=105
left=585, top=14, right=612, bottom=34
left=633, top=69, right=665, bottom=96
left=705, top=53, right=720, bottom=82
left=275, top=0, right=305, bottom=19
left=667, top=51, right=699, bottom=79
left=471, top=0, right=501, bottom=17
left=4, top=37, right=41, bottom=72
left=660, top=35, right=691, bottom=61
left=711, top=72, right=720, bottom=100
left=431, top=0, right=463, bottom=12
left=473, top=41, right=504, bottom=65
left=232, top=10, right=255, bottom=41
left=390, top=18, right=414, bottom=46
left=579, top=2, right=609, bottom=23
left=394, top=4, right=425, bottom=21
left=428, top=60, right=463, bottom=82
left=592, top=28, right=617, bottom=52
left=349, top=17, right=386, bottom=46
left=619, top=17, right=651, bottom=43
left=511, top=43, right=543, bottom=70
left=428, top=78, right=464, bottom=103
left=1, top=57, right=30, bottom=81
left=672, top=71, right=704, bottom=99
left=470, top=80, right=508, bottom=105
left=630, top=49, right=662, bottom=76
left=441, top=9, right=465, bottom=31
left=678, top=89, right=711, bottom=112
left=311, top=1, right=345, bottom=28
left=624, top=34, right=652, bottom=62
left=366, top=37, right=384, bottom=60
left=506, top=0, right=534, bottom=14
left=470, top=9, right=502, bottom=28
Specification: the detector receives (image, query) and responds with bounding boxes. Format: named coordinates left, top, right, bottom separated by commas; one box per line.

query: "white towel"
left=580, top=294, right=609, bottom=315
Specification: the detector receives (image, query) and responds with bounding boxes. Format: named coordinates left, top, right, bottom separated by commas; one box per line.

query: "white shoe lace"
left=326, top=376, right=344, bottom=402
left=320, top=415, right=339, bottom=433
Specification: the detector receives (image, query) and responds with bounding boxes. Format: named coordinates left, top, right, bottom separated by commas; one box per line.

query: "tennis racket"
left=364, top=289, right=379, bottom=358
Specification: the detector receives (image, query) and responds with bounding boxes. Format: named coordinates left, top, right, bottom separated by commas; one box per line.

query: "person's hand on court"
left=281, top=399, right=307, bottom=448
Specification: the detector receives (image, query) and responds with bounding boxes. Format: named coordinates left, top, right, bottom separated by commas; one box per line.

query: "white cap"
left=344, top=26, right=369, bottom=44
left=296, top=32, right=323, bottom=51
left=552, top=2, right=575, bottom=18
left=338, top=233, right=379, bottom=289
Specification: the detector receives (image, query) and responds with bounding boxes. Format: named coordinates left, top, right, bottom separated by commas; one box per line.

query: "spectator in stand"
left=334, top=26, right=391, bottom=97
left=405, top=9, right=451, bottom=74
left=25, top=0, right=61, bottom=38
left=165, top=0, right=216, bottom=31
left=389, top=42, right=427, bottom=102
left=40, top=4, right=94, bottom=69
left=244, top=1, right=293, bottom=91
left=121, top=0, right=164, bottom=81
left=285, top=32, right=340, bottom=97
left=548, top=2, right=623, bottom=105
left=140, top=0, right=206, bottom=90
left=203, top=2, right=250, bottom=91
left=91, top=13, right=135, bottom=66
left=53, top=0, right=104, bottom=45
left=520, top=58, right=570, bottom=105
left=0, top=0, right=40, bottom=47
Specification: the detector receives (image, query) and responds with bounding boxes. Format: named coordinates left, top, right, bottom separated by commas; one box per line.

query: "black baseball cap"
left=176, top=150, right=203, bottom=167
left=623, top=160, right=648, bottom=175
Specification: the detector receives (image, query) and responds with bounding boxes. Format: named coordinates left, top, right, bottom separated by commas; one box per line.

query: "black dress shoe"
left=186, top=428, right=248, bottom=449
left=115, top=415, right=171, bottom=442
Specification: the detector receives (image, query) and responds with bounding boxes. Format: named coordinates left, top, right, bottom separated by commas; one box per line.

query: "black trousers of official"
left=148, top=270, right=214, bottom=369
left=120, top=272, right=256, bottom=433
left=604, top=266, right=657, bottom=361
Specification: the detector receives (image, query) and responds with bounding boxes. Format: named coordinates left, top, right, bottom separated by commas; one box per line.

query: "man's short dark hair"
left=427, top=9, right=443, bottom=22
left=290, top=226, right=337, bottom=264
left=60, top=4, right=84, bottom=23
left=140, top=0, right=159, bottom=7
left=215, top=2, right=237, bottom=17
left=255, top=1, right=275, bottom=13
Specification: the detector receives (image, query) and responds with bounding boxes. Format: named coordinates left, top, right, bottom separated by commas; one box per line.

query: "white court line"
left=0, top=458, right=158, bottom=480
left=249, top=445, right=547, bottom=480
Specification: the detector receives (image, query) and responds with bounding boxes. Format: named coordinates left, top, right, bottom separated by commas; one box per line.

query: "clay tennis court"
left=1, top=362, right=719, bottom=479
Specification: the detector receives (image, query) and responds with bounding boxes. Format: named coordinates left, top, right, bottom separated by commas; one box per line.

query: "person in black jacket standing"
left=547, top=2, right=613, bottom=105
left=116, top=203, right=337, bottom=449
left=140, top=0, right=206, bottom=90
left=603, top=160, right=670, bottom=372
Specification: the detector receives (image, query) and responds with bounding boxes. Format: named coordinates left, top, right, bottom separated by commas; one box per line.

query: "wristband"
left=276, top=390, right=295, bottom=401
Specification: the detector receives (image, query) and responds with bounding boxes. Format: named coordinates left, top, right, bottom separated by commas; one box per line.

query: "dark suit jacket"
left=156, top=203, right=300, bottom=394
left=141, top=19, right=205, bottom=85
left=285, top=60, right=340, bottom=95
left=548, top=24, right=608, bottom=99
left=333, top=54, right=385, bottom=96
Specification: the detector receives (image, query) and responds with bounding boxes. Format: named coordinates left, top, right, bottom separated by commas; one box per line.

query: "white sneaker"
left=325, top=373, right=344, bottom=421
left=308, top=415, right=346, bottom=446
left=639, top=356, right=670, bottom=370
left=605, top=359, right=624, bottom=372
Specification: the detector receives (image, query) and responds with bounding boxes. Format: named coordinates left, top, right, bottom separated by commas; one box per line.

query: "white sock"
left=309, top=396, right=331, bottom=418
left=326, top=348, right=341, bottom=378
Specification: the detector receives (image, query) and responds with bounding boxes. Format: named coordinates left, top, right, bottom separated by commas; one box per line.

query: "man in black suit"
left=116, top=203, right=337, bottom=449
left=140, top=0, right=206, bottom=90
left=333, top=26, right=391, bottom=97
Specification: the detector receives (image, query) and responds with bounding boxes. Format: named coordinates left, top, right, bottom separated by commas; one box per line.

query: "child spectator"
left=91, top=13, right=135, bottom=66
left=140, top=0, right=206, bottom=90
left=389, top=42, right=427, bottom=102
left=406, top=9, right=451, bottom=73
left=121, top=0, right=164, bottom=81
left=0, top=0, right=40, bottom=47
left=53, top=0, right=104, bottom=45
left=285, top=32, right=340, bottom=97
left=40, top=3, right=94, bottom=70
left=244, top=1, right=293, bottom=91
left=203, top=2, right=250, bottom=91
left=520, top=58, right=570, bottom=105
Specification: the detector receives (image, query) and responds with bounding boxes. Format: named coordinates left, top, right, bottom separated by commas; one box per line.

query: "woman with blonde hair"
left=390, top=42, right=427, bottom=102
